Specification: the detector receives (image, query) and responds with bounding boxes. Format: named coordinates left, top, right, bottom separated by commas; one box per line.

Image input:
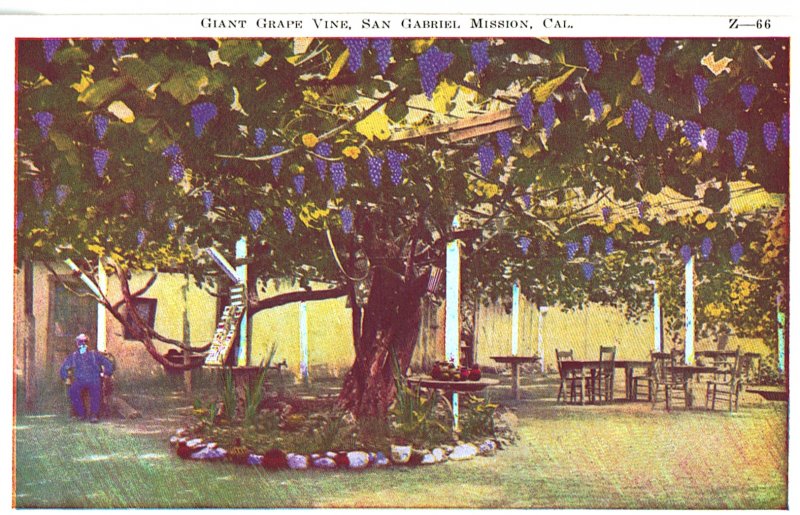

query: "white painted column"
left=777, top=295, right=785, bottom=373
left=538, top=306, right=548, bottom=372
left=96, top=259, right=107, bottom=352
left=235, top=237, right=248, bottom=366
left=299, top=301, right=309, bottom=383
left=685, top=256, right=695, bottom=364
left=445, top=215, right=461, bottom=431
left=511, top=281, right=520, bottom=356
left=653, top=283, right=663, bottom=352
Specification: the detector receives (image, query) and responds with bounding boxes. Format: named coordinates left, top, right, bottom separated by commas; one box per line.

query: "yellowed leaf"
left=254, top=52, right=272, bottom=67
left=532, top=68, right=574, bottom=103
left=606, top=115, right=624, bottom=130
left=409, top=38, right=435, bottom=54
left=705, top=220, right=718, bottom=230
left=70, top=75, right=93, bottom=93
left=328, top=50, right=350, bottom=80
left=695, top=213, right=708, bottom=225
left=108, top=100, right=135, bottom=123
left=630, top=69, right=642, bottom=86
left=355, top=107, right=391, bottom=141
left=520, top=142, right=538, bottom=158
left=701, top=51, right=733, bottom=76
left=432, top=80, right=459, bottom=114
left=229, top=87, right=248, bottom=116
left=293, top=38, right=313, bottom=54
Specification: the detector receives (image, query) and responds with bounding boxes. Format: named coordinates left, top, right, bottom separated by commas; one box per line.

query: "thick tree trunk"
left=338, top=269, right=428, bottom=419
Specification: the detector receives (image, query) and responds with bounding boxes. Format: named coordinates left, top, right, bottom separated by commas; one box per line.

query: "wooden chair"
left=706, top=348, right=742, bottom=412
left=555, top=349, right=578, bottom=403
left=651, top=351, right=689, bottom=411
left=631, top=361, right=654, bottom=401
left=594, top=346, right=616, bottom=403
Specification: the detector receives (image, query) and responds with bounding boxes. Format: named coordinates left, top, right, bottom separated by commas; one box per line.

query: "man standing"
left=60, top=334, right=114, bottom=423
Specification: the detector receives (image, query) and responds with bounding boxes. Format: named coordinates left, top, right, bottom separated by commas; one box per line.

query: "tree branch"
left=111, top=271, right=158, bottom=311
left=249, top=283, right=349, bottom=314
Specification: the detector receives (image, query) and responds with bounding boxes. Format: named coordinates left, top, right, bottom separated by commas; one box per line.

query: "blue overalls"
left=60, top=350, right=115, bottom=419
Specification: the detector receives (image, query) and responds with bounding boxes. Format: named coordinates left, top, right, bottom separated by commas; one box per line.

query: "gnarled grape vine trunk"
left=338, top=268, right=428, bottom=420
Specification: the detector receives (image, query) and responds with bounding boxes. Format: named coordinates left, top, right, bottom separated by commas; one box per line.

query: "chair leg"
left=557, top=381, right=564, bottom=403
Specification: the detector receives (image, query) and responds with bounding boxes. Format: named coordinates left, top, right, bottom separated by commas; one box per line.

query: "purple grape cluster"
left=637, top=201, right=648, bottom=219
left=122, top=190, right=135, bottom=211
left=582, top=235, right=592, bottom=255
left=248, top=209, right=264, bottom=232
left=271, top=146, right=284, bottom=177
left=134, top=228, right=146, bottom=247
left=496, top=131, right=512, bottom=158
left=704, top=127, right=719, bottom=153
left=763, top=121, right=778, bottom=153
left=605, top=237, right=614, bottom=255
left=781, top=112, right=789, bottom=145
left=112, top=39, right=127, bottom=57
left=679, top=244, right=693, bottom=264
left=42, top=210, right=51, bottom=226
left=367, top=156, right=384, bottom=187
left=516, top=93, right=534, bottom=129
left=630, top=100, right=651, bottom=141
left=169, top=162, right=185, bottom=183
left=522, top=194, right=531, bottom=209
left=315, top=142, right=332, bottom=180
left=91, top=39, right=103, bottom=52
left=727, top=129, right=748, bottom=167
left=191, top=102, right=218, bottom=138
left=343, top=38, right=369, bottom=73
left=254, top=127, right=267, bottom=149
left=55, top=184, right=70, bottom=206
left=478, top=144, right=495, bottom=177
left=293, top=174, right=305, bottom=195
left=539, top=97, right=556, bottom=137
left=341, top=207, right=354, bottom=234
left=583, top=40, right=602, bottom=74
left=387, top=149, right=409, bottom=185
left=653, top=111, right=670, bottom=141
left=518, top=236, right=532, bottom=255
left=471, top=41, right=490, bottom=74
left=582, top=262, right=595, bottom=281
left=93, top=148, right=109, bottom=177
left=683, top=120, right=702, bottom=150
left=144, top=200, right=155, bottom=220
left=730, top=242, right=744, bottom=264
left=43, top=39, right=62, bottom=63
left=33, top=111, right=54, bottom=140
left=202, top=191, right=214, bottom=212
left=94, top=115, right=109, bottom=141
left=417, top=46, right=455, bottom=99
left=646, top=38, right=665, bottom=55
left=331, top=162, right=347, bottom=193
left=601, top=206, right=612, bottom=223
left=693, top=75, right=709, bottom=108
left=162, top=143, right=181, bottom=160
left=739, top=84, right=758, bottom=110
left=636, top=54, right=656, bottom=94
left=372, top=39, right=392, bottom=74
left=566, top=241, right=579, bottom=260
left=167, top=218, right=177, bottom=232
left=623, top=108, right=633, bottom=129
left=588, top=90, right=604, bottom=121
left=700, top=237, right=713, bottom=260
left=282, top=207, right=296, bottom=234
left=32, top=178, right=45, bottom=202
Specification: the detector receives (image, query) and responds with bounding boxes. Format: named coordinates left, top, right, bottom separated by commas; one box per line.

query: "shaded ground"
left=13, top=373, right=788, bottom=508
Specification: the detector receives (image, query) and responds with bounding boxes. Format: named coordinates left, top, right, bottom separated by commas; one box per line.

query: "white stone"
left=190, top=446, right=225, bottom=460
left=176, top=428, right=188, bottom=437
left=169, top=436, right=179, bottom=446
left=313, top=457, right=337, bottom=469
left=373, top=451, right=390, bottom=467
left=479, top=440, right=497, bottom=455
left=347, top=451, right=370, bottom=469
left=247, top=454, right=263, bottom=466
left=391, top=444, right=412, bottom=464
left=432, top=448, right=447, bottom=462
left=186, top=438, right=204, bottom=448
left=449, top=443, right=478, bottom=461
left=325, top=451, right=337, bottom=459
left=287, top=453, right=309, bottom=470
left=420, top=453, right=436, bottom=465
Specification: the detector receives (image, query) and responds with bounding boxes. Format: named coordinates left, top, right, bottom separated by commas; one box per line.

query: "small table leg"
left=511, top=363, right=520, bottom=400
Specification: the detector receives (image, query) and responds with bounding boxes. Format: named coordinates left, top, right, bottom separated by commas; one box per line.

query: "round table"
left=406, top=377, right=499, bottom=393
left=490, top=356, right=541, bottom=400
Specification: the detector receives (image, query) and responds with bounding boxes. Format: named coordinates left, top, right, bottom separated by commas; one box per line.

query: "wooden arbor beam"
left=390, top=108, right=522, bottom=143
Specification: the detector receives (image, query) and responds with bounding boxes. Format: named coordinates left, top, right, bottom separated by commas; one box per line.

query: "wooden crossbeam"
left=390, top=108, right=523, bottom=143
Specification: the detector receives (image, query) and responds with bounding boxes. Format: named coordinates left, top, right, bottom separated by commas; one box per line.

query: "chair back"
left=599, top=346, right=616, bottom=372
left=739, top=352, right=760, bottom=385
left=670, top=348, right=685, bottom=365
left=650, top=351, right=672, bottom=382
left=555, top=349, right=574, bottom=378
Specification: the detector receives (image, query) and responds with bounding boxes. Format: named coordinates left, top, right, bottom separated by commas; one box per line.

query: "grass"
left=13, top=376, right=787, bottom=509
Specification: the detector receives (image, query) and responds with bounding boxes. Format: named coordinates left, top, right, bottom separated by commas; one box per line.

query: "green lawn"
left=13, top=377, right=787, bottom=508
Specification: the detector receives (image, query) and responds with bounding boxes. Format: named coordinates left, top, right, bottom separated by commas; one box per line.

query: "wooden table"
left=558, top=360, right=651, bottom=404
left=666, top=364, right=718, bottom=407
left=490, top=356, right=541, bottom=400
left=406, top=377, right=499, bottom=393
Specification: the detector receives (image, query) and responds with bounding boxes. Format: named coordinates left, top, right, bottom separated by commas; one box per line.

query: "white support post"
left=445, top=215, right=461, bottom=432
left=777, top=295, right=785, bottom=373
left=511, top=281, right=520, bottom=356
left=299, top=301, right=309, bottom=383
left=685, top=256, right=695, bottom=364
left=538, top=306, right=548, bottom=372
left=652, top=282, right=663, bottom=352
left=96, top=259, right=107, bottom=352
left=235, top=237, right=248, bottom=366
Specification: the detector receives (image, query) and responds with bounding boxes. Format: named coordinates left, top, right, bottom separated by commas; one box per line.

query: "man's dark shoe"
left=90, top=416, right=99, bottom=423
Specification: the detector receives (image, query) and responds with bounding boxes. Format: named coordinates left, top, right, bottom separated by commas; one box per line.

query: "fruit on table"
left=469, top=364, right=482, bottom=381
